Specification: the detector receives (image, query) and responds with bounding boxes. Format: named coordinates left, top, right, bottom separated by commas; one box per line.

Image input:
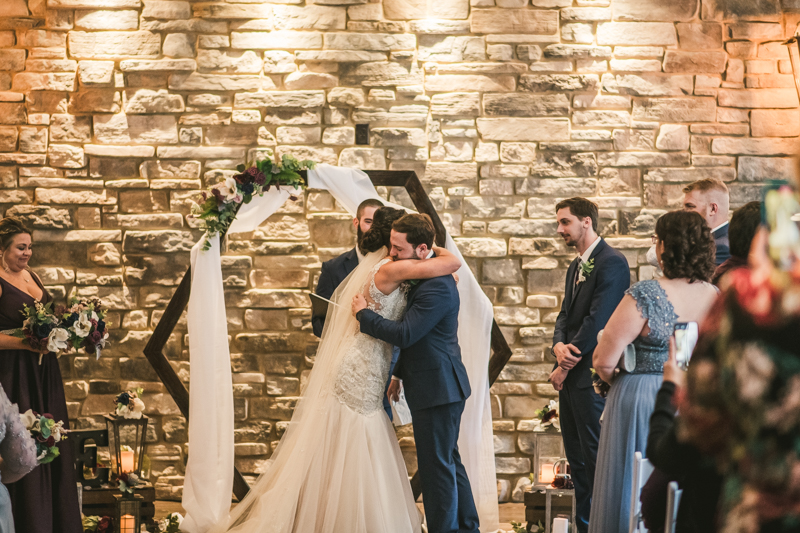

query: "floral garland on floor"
left=190, top=154, right=316, bottom=250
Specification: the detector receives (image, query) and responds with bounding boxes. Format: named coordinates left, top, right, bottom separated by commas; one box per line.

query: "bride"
left=211, top=207, right=462, bottom=533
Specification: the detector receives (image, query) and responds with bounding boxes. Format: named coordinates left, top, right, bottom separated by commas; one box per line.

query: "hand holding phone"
left=673, top=322, right=698, bottom=370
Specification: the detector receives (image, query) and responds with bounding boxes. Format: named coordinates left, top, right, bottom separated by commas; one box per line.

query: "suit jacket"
left=552, top=239, right=631, bottom=389
left=357, top=275, right=471, bottom=412
left=712, top=224, right=730, bottom=266
left=312, top=248, right=358, bottom=337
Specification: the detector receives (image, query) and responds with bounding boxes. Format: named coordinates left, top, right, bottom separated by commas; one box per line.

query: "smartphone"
left=673, top=322, right=698, bottom=371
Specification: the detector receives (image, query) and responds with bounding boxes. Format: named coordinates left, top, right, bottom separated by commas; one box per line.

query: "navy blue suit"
left=712, top=223, right=730, bottom=266
left=552, top=238, right=630, bottom=533
left=358, top=274, right=479, bottom=533
left=313, top=247, right=398, bottom=420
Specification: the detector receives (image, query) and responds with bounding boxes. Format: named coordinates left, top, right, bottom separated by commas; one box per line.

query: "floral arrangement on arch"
left=20, top=409, right=68, bottom=464
left=534, top=400, right=560, bottom=431
left=191, top=153, right=316, bottom=250
left=114, top=388, right=145, bottom=419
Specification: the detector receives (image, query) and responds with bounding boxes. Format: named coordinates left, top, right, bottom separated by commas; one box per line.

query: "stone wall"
left=0, top=0, right=797, bottom=503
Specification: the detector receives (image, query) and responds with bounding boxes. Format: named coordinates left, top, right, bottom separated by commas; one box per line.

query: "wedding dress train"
left=211, top=250, right=421, bottom=533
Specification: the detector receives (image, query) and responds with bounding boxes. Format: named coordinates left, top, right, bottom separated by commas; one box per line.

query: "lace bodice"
left=334, top=258, right=407, bottom=416
left=626, top=280, right=679, bottom=374
left=0, top=383, right=38, bottom=484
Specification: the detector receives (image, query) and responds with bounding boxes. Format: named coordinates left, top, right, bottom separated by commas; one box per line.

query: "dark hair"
left=356, top=198, right=384, bottom=220
left=555, top=197, right=598, bottom=232
left=655, top=211, right=715, bottom=283
left=392, top=213, right=435, bottom=250
left=360, top=207, right=406, bottom=253
left=728, top=201, right=761, bottom=259
left=0, top=216, right=31, bottom=250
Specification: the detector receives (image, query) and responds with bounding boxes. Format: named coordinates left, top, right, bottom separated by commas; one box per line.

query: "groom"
left=352, top=213, right=479, bottom=533
left=550, top=197, right=630, bottom=533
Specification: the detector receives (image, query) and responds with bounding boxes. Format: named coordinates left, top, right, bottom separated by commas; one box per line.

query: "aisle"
left=153, top=500, right=525, bottom=530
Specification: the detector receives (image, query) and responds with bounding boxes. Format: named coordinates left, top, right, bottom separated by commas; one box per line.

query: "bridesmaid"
left=0, top=217, right=81, bottom=533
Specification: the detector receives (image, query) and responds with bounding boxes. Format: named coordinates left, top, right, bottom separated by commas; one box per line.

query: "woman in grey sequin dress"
left=0, top=382, right=38, bottom=533
left=588, top=211, right=719, bottom=533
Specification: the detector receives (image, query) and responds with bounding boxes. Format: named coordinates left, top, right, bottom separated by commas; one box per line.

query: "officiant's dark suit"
left=357, top=273, right=479, bottom=533
left=313, top=247, right=399, bottom=420
left=553, top=238, right=630, bottom=533
left=712, top=223, right=731, bottom=266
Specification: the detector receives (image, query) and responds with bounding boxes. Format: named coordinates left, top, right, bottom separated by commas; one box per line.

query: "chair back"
left=665, top=481, right=683, bottom=533
left=628, top=451, right=655, bottom=533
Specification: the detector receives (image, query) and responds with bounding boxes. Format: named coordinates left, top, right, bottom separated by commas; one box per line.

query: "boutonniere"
left=577, top=258, right=595, bottom=284
left=407, top=279, right=420, bottom=287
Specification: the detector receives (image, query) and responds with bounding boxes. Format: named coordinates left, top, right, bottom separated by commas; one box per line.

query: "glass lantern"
left=114, top=492, right=143, bottom=533
left=104, top=414, right=149, bottom=478
left=532, top=431, right=566, bottom=487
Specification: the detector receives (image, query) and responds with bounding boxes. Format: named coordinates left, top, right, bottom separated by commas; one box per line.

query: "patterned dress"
left=0, top=383, right=38, bottom=533
left=589, top=280, right=678, bottom=533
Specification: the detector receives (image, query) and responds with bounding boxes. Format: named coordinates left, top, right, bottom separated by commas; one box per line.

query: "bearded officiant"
left=312, top=198, right=400, bottom=420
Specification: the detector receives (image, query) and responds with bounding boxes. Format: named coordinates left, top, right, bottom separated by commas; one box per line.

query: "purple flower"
left=33, top=322, right=55, bottom=339
left=241, top=182, right=254, bottom=195
left=115, top=391, right=131, bottom=406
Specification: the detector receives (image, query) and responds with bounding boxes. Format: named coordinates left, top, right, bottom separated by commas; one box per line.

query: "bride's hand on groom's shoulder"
left=352, top=294, right=367, bottom=316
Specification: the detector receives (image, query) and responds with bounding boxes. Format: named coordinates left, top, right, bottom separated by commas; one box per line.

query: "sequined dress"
left=0, top=383, right=38, bottom=533
left=589, top=280, right=678, bottom=533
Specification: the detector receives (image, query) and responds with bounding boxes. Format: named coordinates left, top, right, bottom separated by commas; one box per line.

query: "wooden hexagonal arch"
left=142, top=169, right=513, bottom=501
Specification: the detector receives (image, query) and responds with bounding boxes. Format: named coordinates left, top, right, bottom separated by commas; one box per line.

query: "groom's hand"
left=554, top=342, right=581, bottom=370
left=352, top=294, right=367, bottom=316
left=387, top=379, right=402, bottom=403
left=549, top=367, right=567, bottom=391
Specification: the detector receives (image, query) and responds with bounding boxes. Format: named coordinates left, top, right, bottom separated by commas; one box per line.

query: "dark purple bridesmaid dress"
left=0, top=274, right=81, bottom=533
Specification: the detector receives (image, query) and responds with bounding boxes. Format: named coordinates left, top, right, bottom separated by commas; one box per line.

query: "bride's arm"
left=379, top=246, right=461, bottom=284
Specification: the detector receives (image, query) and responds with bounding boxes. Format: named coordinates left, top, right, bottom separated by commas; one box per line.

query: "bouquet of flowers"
left=56, top=298, right=109, bottom=360
left=158, top=512, right=184, bottom=533
left=590, top=368, right=611, bottom=398
left=190, top=153, right=315, bottom=250
left=82, top=515, right=113, bottom=533
left=113, top=470, right=141, bottom=494
left=534, top=400, right=560, bottom=431
left=20, top=409, right=68, bottom=464
left=115, top=388, right=145, bottom=419
left=6, top=301, right=68, bottom=364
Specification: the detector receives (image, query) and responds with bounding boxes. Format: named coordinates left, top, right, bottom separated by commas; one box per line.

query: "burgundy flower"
left=254, top=171, right=266, bottom=186
left=97, top=516, right=113, bottom=533
left=42, top=413, right=54, bottom=420
left=211, top=188, right=224, bottom=205
left=45, top=436, right=55, bottom=447
left=88, top=330, right=102, bottom=344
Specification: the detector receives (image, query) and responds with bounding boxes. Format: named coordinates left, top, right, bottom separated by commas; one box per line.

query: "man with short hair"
left=550, top=198, right=630, bottom=533
left=354, top=213, right=479, bottom=533
left=712, top=201, right=761, bottom=285
left=312, top=198, right=399, bottom=420
left=683, top=178, right=731, bottom=265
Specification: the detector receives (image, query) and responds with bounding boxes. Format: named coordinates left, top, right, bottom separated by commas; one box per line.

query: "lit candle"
left=540, top=463, right=556, bottom=484
left=120, top=450, right=135, bottom=473
left=120, top=514, right=135, bottom=533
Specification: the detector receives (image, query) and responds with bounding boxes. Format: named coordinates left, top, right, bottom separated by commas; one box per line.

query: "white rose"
left=223, top=176, right=239, bottom=202
left=20, top=409, right=37, bottom=430
left=71, top=314, right=92, bottom=338
left=47, top=328, right=69, bottom=353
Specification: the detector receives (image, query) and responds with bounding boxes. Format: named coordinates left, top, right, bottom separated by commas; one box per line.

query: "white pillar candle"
left=552, top=517, right=569, bottom=533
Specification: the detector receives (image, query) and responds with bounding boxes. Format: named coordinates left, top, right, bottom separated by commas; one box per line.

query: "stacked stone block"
left=0, top=0, right=797, bottom=502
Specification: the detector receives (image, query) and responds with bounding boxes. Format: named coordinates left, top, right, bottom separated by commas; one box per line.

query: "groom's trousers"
left=412, top=399, right=480, bottom=533
left=559, top=383, right=605, bottom=533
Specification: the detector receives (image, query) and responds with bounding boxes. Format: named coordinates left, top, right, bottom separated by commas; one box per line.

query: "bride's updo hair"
left=359, top=207, right=406, bottom=254
left=0, top=216, right=31, bottom=250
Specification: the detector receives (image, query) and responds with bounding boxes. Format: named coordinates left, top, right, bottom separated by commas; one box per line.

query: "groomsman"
left=683, top=178, right=731, bottom=266
left=549, top=198, right=630, bottom=533
left=312, top=198, right=400, bottom=420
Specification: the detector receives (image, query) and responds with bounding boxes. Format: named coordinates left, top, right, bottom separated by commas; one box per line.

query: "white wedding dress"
left=211, top=250, right=421, bottom=533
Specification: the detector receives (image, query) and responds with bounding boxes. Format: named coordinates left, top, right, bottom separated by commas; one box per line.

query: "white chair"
left=665, top=481, right=683, bottom=533
left=628, top=451, right=655, bottom=533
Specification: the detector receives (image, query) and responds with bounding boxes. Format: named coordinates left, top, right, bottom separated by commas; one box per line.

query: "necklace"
left=3, top=268, right=31, bottom=284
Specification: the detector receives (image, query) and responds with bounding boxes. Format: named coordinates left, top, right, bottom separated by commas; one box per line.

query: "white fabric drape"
left=182, top=164, right=498, bottom=532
